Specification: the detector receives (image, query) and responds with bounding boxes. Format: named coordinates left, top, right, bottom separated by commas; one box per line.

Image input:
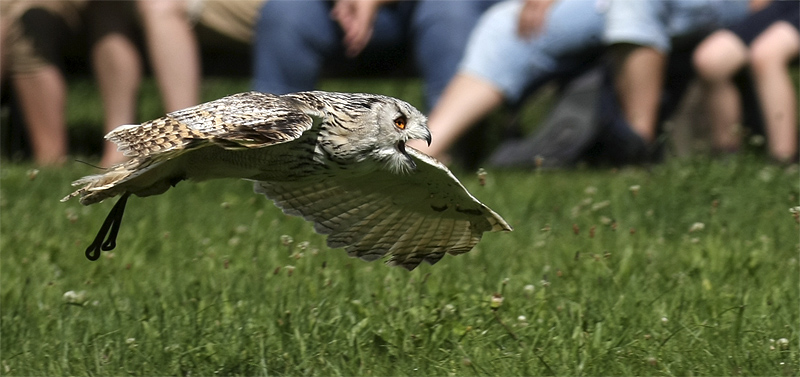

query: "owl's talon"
left=85, top=192, right=130, bottom=261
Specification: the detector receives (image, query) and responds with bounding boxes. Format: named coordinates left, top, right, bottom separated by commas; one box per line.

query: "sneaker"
left=488, top=66, right=604, bottom=169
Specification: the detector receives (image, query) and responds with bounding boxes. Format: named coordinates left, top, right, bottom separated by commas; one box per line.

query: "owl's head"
left=319, top=92, right=431, bottom=174
left=370, top=97, right=431, bottom=174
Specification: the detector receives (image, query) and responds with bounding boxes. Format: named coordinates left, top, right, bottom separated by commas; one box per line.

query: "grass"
left=1, top=79, right=798, bottom=376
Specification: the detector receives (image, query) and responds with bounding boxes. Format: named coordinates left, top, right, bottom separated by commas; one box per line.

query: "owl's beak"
left=423, top=129, right=432, bottom=146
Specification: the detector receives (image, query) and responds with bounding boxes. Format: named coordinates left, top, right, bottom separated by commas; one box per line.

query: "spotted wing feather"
left=254, top=148, right=512, bottom=270
left=106, top=91, right=320, bottom=158
left=64, top=91, right=323, bottom=204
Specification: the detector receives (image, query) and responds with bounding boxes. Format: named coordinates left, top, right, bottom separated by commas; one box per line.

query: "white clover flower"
left=758, top=166, right=775, bottom=182
left=523, top=284, right=535, bottom=294
left=26, top=169, right=40, bottom=181
left=477, top=168, right=487, bottom=186
left=490, top=293, right=504, bottom=309
left=777, top=338, right=789, bottom=350
left=629, top=185, right=641, bottom=196
left=280, top=235, right=294, bottom=246
left=126, top=338, right=137, bottom=348
left=517, top=315, right=527, bottom=322
left=591, top=200, right=610, bottom=211
left=65, top=208, right=79, bottom=223
left=749, top=134, right=765, bottom=146
left=63, top=290, right=88, bottom=305
left=688, top=222, right=705, bottom=233
left=661, top=316, right=668, bottom=324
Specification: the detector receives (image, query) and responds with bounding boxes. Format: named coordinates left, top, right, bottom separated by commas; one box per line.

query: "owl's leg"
left=85, top=192, right=131, bottom=261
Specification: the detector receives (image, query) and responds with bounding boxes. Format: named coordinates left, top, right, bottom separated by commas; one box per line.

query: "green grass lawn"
left=1, top=79, right=798, bottom=376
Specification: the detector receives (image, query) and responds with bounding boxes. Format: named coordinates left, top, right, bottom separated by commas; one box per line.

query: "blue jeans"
left=252, top=0, right=495, bottom=110
left=460, top=0, right=606, bottom=103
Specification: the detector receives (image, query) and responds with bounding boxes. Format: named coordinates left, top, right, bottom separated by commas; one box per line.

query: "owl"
left=62, top=91, right=512, bottom=270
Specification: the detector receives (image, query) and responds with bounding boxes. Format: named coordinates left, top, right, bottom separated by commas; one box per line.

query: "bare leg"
left=12, top=66, right=68, bottom=165
left=137, top=0, right=199, bottom=112
left=409, top=73, right=504, bottom=160
left=92, top=33, right=142, bottom=167
left=610, top=44, right=665, bottom=144
left=749, top=22, right=799, bottom=163
left=693, top=30, right=749, bottom=153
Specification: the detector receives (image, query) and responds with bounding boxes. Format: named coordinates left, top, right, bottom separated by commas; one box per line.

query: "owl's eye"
left=394, top=116, right=406, bottom=130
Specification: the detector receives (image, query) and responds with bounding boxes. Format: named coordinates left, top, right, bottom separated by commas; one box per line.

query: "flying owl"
left=62, top=91, right=512, bottom=270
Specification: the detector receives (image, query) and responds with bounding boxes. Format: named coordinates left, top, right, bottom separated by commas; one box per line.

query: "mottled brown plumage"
left=63, top=91, right=511, bottom=269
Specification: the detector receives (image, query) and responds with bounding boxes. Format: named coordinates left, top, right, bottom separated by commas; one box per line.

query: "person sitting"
left=408, top=0, right=606, bottom=166
left=252, top=0, right=496, bottom=111
left=603, top=0, right=751, bottom=163
left=693, top=0, right=799, bottom=164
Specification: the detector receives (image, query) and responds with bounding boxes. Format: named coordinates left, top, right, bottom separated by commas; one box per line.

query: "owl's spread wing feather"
left=254, top=148, right=512, bottom=270
left=65, top=92, right=322, bottom=205
left=106, top=91, right=318, bottom=158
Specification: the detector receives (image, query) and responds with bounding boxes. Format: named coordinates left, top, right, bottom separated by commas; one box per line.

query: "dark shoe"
left=584, top=65, right=654, bottom=166
left=488, top=67, right=604, bottom=169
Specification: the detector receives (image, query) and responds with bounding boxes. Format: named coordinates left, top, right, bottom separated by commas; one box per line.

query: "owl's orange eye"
left=394, top=116, right=406, bottom=130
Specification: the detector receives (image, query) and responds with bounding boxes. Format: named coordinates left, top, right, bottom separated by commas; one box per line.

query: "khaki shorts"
left=194, top=0, right=265, bottom=45
left=2, top=0, right=88, bottom=73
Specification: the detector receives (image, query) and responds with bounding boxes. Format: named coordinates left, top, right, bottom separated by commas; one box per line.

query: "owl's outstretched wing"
left=107, top=91, right=321, bottom=158
left=64, top=91, right=324, bottom=205
left=254, top=148, right=512, bottom=270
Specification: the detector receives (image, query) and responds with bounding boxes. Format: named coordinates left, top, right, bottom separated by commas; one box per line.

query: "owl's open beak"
left=397, top=140, right=417, bottom=170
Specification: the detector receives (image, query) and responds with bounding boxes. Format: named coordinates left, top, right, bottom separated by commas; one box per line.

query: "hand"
left=748, top=0, right=772, bottom=12
left=331, top=0, right=385, bottom=57
left=517, top=0, right=556, bottom=39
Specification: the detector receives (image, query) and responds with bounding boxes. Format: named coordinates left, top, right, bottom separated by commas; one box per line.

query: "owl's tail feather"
left=60, top=162, right=136, bottom=205
left=60, top=162, right=139, bottom=261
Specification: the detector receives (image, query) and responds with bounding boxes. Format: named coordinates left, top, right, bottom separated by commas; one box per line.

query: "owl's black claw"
left=85, top=192, right=131, bottom=261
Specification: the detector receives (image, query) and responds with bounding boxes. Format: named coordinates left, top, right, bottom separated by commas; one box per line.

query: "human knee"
left=692, top=31, right=747, bottom=82
left=749, top=23, right=800, bottom=74
left=693, top=45, right=732, bottom=82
